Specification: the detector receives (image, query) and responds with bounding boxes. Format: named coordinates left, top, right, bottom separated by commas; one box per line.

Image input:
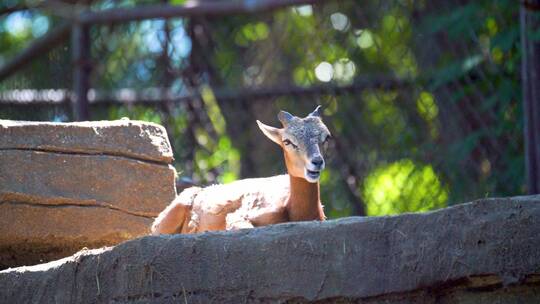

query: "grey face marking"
left=281, top=115, right=331, bottom=183
left=284, top=118, right=328, bottom=152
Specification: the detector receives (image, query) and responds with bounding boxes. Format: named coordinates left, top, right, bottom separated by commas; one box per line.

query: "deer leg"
left=151, top=186, right=201, bottom=235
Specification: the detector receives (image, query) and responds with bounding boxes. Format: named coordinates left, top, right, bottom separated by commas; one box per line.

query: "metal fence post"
left=521, top=1, right=540, bottom=194
left=71, top=22, right=91, bottom=121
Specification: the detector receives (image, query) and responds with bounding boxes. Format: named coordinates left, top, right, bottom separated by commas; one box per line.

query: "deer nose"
left=311, top=155, right=324, bottom=168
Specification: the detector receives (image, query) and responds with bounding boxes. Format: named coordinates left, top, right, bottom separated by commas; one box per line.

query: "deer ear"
left=257, top=120, right=282, bottom=145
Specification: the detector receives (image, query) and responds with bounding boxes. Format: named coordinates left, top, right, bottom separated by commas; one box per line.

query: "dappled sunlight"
left=293, top=66, right=316, bottom=86
left=195, top=136, right=240, bottom=184
left=200, top=85, right=226, bottom=134
left=357, top=10, right=418, bottom=78
left=333, top=58, right=356, bottom=84
left=362, top=90, right=406, bottom=146
left=355, top=29, right=374, bottom=49
left=416, top=91, right=438, bottom=122
left=234, top=22, right=270, bottom=47
left=194, top=85, right=240, bottom=184
left=362, top=159, right=448, bottom=216
left=416, top=91, right=439, bottom=139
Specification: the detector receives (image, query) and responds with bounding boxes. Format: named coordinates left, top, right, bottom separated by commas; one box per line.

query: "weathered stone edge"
left=0, top=119, right=173, bottom=164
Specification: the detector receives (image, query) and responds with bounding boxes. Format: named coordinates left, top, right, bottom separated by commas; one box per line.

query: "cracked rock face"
left=0, top=119, right=176, bottom=269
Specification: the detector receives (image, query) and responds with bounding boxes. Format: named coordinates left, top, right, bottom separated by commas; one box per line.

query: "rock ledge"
left=1, top=195, right=539, bottom=303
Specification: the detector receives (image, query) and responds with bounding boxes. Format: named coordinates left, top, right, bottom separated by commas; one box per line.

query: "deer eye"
left=283, top=139, right=297, bottom=148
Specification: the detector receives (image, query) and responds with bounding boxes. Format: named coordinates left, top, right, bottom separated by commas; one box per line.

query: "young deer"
left=151, top=106, right=331, bottom=234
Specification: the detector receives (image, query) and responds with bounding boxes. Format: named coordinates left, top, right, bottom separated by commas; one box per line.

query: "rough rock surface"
left=1, top=196, right=539, bottom=303
left=0, top=120, right=177, bottom=269
left=0, top=119, right=173, bottom=163
left=0, top=150, right=175, bottom=215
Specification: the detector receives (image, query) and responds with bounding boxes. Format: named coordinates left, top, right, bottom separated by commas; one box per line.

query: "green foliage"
left=0, top=0, right=525, bottom=218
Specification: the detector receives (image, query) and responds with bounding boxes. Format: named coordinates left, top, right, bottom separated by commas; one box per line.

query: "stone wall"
left=0, top=119, right=177, bottom=269
left=1, top=195, right=539, bottom=303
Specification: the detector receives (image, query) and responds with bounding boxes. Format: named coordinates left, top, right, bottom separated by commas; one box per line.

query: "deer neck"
left=286, top=175, right=325, bottom=221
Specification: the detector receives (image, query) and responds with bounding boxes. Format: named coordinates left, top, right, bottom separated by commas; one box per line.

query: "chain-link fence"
left=0, top=0, right=533, bottom=217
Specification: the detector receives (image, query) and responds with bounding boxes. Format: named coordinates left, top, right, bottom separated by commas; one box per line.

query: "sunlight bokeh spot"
left=6, top=12, right=32, bottom=37
left=315, top=62, right=334, bottom=82
left=31, top=15, right=49, bottom=38
left=234, top=22, right=269, bottom=46
left=462, top=55, right=483, bottom=72
left=243, top=22, right=269, bottom=41
left=293, top=5, right=313, bottom=17
left=331, top=12, right=350, bottom=32
left=333, top=58, right=356, bottom=84
left=356, top=30, right=374, bottom=49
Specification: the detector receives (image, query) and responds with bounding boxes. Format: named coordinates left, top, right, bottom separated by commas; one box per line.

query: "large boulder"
left=1, top=196, right=539, bottom=303
left=0, top=119, right=176, bottom=269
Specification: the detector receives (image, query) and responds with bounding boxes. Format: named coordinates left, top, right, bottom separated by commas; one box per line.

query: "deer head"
left=257, top=106, right=331, bottom=183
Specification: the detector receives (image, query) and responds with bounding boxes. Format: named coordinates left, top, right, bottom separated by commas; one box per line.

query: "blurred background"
left=1, top=0, right=538, bottom=218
